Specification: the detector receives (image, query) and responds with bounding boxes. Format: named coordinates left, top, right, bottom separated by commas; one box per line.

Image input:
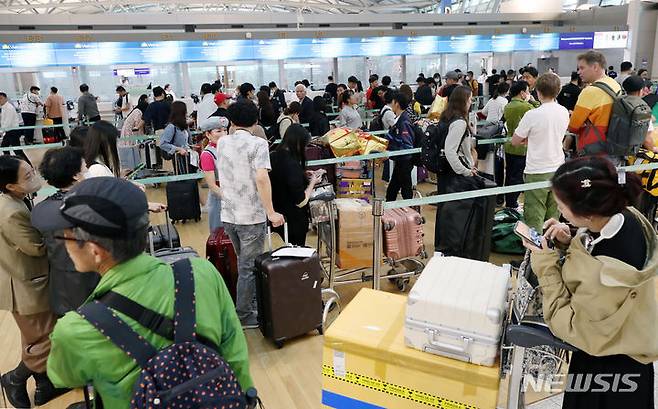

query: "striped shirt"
left=568, top=76, right=621, bottom=152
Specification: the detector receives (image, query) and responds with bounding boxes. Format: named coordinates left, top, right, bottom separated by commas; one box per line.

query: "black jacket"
left=309, top=111, right=330, bottom=137
left=269, top=149, right=309, bottom=222
left=144, top=100, right=171, bottom=131
left=557, top=83, right=582, bottom=111
left=299, top=97, right=314, bottom=125
left=35, top=192, right=100, bottom=316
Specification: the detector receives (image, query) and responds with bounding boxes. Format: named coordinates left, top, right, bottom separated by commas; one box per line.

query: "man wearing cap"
left=211, top=92, right=232, bottom=122
left=199, top=116, right=229, bottom=232
left=34, top=177, right=253, bottom=408
left=439, top=71, right=460, bottom=100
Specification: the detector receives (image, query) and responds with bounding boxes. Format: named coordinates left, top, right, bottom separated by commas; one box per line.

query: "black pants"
left=386, top=158, right=414, bottom=202
left=21, top=113, right=36, bottom=144
left=273, top=215, right=309, bottom=247
left=562, top=351, right=654, bottom=409
left=51, top=117, right=66, bottom=141
left=1, top=130, right=30, bottom=164
left=504, top=153, right=526, bottom=208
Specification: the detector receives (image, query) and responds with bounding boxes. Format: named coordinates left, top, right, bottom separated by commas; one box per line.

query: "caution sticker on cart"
left=322, top=365, right=477, bottom=408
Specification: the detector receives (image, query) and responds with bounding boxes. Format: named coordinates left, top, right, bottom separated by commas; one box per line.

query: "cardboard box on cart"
left=322, top=289, right=500, bottom=409
left=334, top=199, right=374, bottom=269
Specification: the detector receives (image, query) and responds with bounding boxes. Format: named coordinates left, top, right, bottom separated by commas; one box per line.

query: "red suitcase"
left=206, top=228, right=238, bottom=303
left=382, top=207, right=425, bottom=261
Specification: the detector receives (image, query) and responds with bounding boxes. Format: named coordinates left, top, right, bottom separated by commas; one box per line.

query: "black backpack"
left=78, top=259, right=257, bottom=409
left=411, top=124, right=426, bottom=167
left=369, top=106, right=391, bottom=132
left=591, top=82, right=652, bottom=156
left=420, top=119, right=468, bottom=174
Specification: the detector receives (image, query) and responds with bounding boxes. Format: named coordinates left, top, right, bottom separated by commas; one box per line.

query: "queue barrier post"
left=371, top=197, right=385, bottom=291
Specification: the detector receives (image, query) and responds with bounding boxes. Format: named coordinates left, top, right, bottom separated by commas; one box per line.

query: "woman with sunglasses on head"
left=0, top=155, right=65, bottom=407
left=524, top=156, right=658, bottom=408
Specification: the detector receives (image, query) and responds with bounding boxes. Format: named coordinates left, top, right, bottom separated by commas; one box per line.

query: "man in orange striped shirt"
left=568, top=51, right=622, bottom=160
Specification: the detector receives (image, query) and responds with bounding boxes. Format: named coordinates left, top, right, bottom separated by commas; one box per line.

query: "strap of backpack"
left=98, top=291, right=174, bottom=340
left=78, top=301, right=158, bottom=368
left=591, top=81, right=621, bottom=100
left=171, top=258, right=196, bottom=343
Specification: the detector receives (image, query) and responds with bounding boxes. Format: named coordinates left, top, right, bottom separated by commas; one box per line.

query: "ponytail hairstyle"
left=551, top=157, right=642, bottom=218
left=339, top=90, right=353, bottom=109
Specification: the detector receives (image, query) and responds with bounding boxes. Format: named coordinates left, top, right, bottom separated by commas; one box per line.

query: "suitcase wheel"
left=274, top=339, right=285, bottom=349
left=396, top=278, right=410, bottom=292
left=317, top=325, right=324, bottom=336
left=383, top=222, right=394, bottom=231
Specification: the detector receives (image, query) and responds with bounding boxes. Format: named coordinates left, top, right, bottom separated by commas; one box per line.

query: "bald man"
left=295, top=84, right=314, bottom=126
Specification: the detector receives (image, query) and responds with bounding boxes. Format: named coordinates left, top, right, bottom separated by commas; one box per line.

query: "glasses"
left=54, top=235, right=84, bottom=244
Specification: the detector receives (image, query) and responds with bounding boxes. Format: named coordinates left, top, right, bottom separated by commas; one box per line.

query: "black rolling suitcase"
left=148, top=211, right=198, bottom=264
left=148, top=211, right=181, bottom=252
left=255, top=224, right=323, bottom=348
left=166, top=153, right=201, bottom=224
left=140, top=139, right=163, bottom=169
left=435, top=175, right=496, bottom=261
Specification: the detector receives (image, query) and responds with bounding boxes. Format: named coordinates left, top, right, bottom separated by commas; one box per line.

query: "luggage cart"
left=309, top=192, right=426, bottom=307
left=501, top=251, right=578, bottom=409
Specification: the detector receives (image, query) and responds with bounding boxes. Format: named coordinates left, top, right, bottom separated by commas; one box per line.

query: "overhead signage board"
left=0, top=31, right=628, bottom=68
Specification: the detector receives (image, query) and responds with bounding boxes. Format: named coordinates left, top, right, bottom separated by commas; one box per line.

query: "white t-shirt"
left=196, top=94, right=217, bottom=124
left=481, top=96, right=508, bottom=123
left=216, top=129, right=271, bottom=225
left=381, top=106, right=396, bottom=130
left=86, top=161, right=114, bottom=178
left=514, top=101, right=569, bottom=174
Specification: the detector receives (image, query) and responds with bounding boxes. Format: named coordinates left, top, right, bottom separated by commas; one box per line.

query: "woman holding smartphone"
left=523, top=156, right=658, bottom=408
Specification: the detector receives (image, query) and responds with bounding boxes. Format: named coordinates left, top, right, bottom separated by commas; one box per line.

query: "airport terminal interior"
left=1, top=0, right=658, bottom=408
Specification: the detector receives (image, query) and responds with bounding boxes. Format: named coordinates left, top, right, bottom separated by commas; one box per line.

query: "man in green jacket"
left=503, top=80, right=536, bottom=209
left=32, top=177, right=253, bottom=409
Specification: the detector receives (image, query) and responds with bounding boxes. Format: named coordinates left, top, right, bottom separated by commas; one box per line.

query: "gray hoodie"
left=77, top=92, right=100, bottom=120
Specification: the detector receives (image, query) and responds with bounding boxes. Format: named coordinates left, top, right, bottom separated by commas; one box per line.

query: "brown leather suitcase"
left=382, top=207, right=425, bottom=261
left=255, top=226, right=323, bottom=348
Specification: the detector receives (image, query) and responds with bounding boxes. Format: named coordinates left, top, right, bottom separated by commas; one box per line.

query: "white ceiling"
left=0, top=0, right=445, bottom=15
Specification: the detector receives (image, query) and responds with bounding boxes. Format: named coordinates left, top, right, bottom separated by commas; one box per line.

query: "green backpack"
left=491, top=208, right=525, bottom=255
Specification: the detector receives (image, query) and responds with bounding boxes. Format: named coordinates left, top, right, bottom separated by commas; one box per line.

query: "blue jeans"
left=207, top=191, right=223, bottom=232
left=223, top=222, right=266, bottom=324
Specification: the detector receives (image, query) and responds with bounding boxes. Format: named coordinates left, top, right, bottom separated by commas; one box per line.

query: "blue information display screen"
left=559, top=32, right=595, bottom=50
left=0, top=31, right=625, bottom=68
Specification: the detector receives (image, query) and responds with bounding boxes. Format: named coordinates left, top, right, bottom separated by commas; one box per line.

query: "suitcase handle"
left=266, top=222, right=288, bottom=251
left=426, top=329, right=472, bottom=358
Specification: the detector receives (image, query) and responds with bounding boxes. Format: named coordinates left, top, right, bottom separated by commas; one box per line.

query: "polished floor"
left=1, top=153, right=657, bottom=408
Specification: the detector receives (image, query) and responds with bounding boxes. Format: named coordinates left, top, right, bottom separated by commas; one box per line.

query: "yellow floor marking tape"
left=322, top=365, right=477, bottom=409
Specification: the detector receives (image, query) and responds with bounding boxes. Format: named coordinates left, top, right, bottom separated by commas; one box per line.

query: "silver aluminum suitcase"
left=405, top=256, right=510, bottom=366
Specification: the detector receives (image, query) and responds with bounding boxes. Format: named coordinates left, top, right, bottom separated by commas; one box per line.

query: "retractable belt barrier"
left=0, top=120, right=95, bottom=133
left=382, top=161, right=658, bottom=210
left=35, top=172, right=205, bottom=199
left=0, top=142, right=66, bottom=153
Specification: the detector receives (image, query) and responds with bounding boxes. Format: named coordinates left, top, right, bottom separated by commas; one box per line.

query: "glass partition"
left=444, top=53, right=468, bottom=74
left=337, top=57, right=368, bottom=86
left=261, top=61, right=280, bottom=89
left=79, top=65, right=119, bottom=103
left=366, top=56, right=403, bottom=86
left=406, top=54, right=441, bottom=83
left=188, top=63, right=221, bottom=95
left=0, top=69, right=19, bottom=100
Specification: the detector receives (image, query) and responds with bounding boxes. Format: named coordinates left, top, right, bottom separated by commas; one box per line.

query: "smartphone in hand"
left=514, top=221, right=554, bottom=250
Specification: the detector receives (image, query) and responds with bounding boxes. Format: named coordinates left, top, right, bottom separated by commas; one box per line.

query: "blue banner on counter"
left=0, top=31, right=626, bottom=68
